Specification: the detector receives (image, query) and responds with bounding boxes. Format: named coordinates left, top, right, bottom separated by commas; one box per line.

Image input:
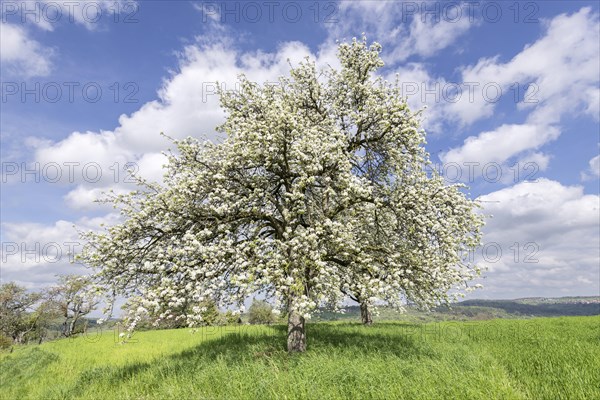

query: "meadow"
left=1, top=316, right=599, bottom=400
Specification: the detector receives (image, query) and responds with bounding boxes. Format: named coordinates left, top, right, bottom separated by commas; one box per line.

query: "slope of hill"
left=1, top=316, right=599, bottom=399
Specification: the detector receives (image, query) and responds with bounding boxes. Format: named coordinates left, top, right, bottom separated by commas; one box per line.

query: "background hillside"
left=311, top=296, right=600, bottom=323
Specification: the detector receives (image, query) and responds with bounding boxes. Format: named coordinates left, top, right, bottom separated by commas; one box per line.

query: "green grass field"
left=1, top=316, right=599, bottom=400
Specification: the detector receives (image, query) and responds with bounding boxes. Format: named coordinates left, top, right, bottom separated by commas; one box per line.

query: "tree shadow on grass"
left=306, top=322, right=436, bottom=358
left=63, top=322, right=436, bottom=397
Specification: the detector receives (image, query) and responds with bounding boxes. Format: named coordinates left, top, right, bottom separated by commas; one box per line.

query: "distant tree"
left=48, top=275, right=99, bottom=338
left=78, top=38, right=483, bottom=352
left=248, top=299, right=275, bottom=325
left=0, top=282, right=41, bottom=344
left=198, top=300, right=220, bottom=326
left=0, top=334, right=12, bottom=349
left=223, top=310, right=242, bottom=325
left=29, top=296, right=63, bottom=343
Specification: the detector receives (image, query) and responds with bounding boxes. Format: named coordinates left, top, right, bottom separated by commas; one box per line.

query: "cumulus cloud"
left=473, top=179, right=600, bottom=298
left=435, top=8, right=598, bottom=182
left=333, top=1, right=474, bottom=63
left=440, top=124, right=560, bottom=168
left=0, top=23, right=54, bottom=77
left=390, top=7, right=599, bottom=134
left=1, top=214, right=121, bottom=289
left=581, top=154, right=600, bottom=181
left=458, top=7, right=599, bottom=126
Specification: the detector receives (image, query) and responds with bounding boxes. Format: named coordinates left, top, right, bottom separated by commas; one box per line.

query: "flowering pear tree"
left=78, top=38, right=483, bottom=352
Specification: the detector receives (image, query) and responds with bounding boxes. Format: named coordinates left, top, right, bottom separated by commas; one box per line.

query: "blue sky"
left=1, top=1, right=599, bottom=301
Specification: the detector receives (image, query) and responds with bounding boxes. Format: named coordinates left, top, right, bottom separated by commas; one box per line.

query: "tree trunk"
left=62, top=319, right=70, bottom=337
left=15, top=332, right=26, bottom=344
left=360, top=301, right=373, bottom=325
left=287, top=310, right=306, bottom=352
left=69, top=317, right=77, bottom=336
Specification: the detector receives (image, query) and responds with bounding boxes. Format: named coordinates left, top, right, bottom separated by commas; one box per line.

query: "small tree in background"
left=198, top=300, right=220, bottom=326
left=48, top=275, right=99, bottom=338
left=78, top=38, right=483, bottom=352
left=29, top=296, right=63, bottom=343
left=223, top=310, right=242, bottom=325
left=248, top=299, right=276, bottom=325
left=0, top=282, right=42, bottom=344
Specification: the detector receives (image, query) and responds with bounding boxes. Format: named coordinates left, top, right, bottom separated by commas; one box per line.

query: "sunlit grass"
left=1, top=316, right=598, bottom=399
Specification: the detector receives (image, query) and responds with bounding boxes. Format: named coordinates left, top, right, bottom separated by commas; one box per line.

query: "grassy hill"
left=1, top=316, right=599, bottom=399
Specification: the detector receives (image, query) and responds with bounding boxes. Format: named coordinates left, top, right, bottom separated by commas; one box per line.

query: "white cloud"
left=474, top=179, right=600, bottom=298
left=390, top=7, right=599, bottom=133
left=581, top=154, right=600, bottom=181
left=589, top=155, right=600, bottom=177
left=388, top=63, right=432, bottom=109
left=458, top=7, right=599, bottom=126
left=387, top=63, right=491, bottom=134
left=0, top=1, right=140, bottom=77
left=583, top=86, right=600, bottom=121
left=35, top=130, right=133, bottom=174
left=435, top=8, right=598, bottom=180
left=334, top=1, right=474, bottom=63
left=63, top=186, right=120, bottom=211
left=60, top=151, right=169, bottom=211
left=391, top=9, right=472, bottom=62
left=517, top=152, right=551, bottom=171
left=1, top=214, right=121, bottom=289
left=440, top=124, right=559, bottom=168
left=0, top=23, right=53, bottom=77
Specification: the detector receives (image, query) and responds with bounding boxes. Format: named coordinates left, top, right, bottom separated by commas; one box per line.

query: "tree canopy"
left=78, top=38, right=483, bottom=352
